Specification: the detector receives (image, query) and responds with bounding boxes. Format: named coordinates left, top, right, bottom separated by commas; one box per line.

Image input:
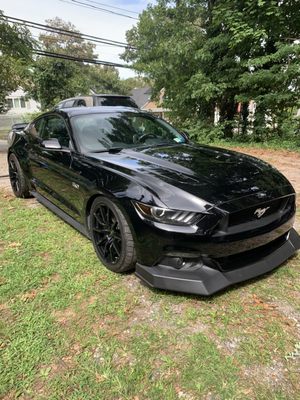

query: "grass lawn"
left=1, top=190, right=300, bottom=399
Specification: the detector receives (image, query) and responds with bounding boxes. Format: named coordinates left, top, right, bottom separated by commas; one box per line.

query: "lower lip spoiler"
left=135, top=228, right=300, bottom=296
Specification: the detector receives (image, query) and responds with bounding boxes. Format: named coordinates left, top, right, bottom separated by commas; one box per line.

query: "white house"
left=0, top=89, right=40, bottom=134
left=5, top=88, right=40, bottom=115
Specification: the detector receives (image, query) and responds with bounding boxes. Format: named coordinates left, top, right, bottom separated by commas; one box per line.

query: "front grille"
left=215, top=233, right=288, bottom=271
left=228, top=195, right=295, bottom=228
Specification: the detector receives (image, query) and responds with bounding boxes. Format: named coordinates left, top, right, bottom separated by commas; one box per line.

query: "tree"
left=123, top=1, right=208, bottom=124
left=29, top=18, right=131, bottom=109
left=0, top=11, right=35, bottom=112
left=28, top=18, right=96, bottom=109
left=121, top=76, right=151, bottom=93
left=38, top=17, right=96, bottom=59
left=214, top=0, right=300, bottom=138
left=87, top=65, right=127, bottom=94
left=123, top=0, right=300, bottom=140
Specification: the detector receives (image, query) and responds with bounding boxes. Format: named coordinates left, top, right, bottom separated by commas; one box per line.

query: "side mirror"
left=41, top=138, right=62, bottom=149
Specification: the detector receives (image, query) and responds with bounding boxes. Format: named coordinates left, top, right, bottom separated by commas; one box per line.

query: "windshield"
left=71, top=112, right=186, bottom=153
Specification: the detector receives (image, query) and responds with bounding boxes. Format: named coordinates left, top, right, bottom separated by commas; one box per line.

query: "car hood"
left=88, top=143, right=294, bottom=210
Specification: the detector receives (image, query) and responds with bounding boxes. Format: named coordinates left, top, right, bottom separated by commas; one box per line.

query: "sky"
left=0, top=0, right=153, bottom=78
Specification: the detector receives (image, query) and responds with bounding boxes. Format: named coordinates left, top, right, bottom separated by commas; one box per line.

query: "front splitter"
left=135, top=228, right=300, bottom=296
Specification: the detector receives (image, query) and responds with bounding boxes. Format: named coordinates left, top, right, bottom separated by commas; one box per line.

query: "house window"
left=6, top=99, right=13, bottom=109
left=6, top=97, right=26, bottom=109
left=20, top=97, right=26, bottom=108
left=13, top=98, right=21, bottom=108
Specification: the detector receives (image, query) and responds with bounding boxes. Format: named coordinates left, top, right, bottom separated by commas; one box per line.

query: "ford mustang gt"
left=8, top=106, right=300, bottom=295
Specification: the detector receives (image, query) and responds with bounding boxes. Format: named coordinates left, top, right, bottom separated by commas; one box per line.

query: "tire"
left=90, top=197, right=136, bottom=273
left=8, top=153, right=31, bottom=198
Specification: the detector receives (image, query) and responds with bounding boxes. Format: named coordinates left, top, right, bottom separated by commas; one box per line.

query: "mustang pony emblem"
left=254, top=207, right=270, bottom=218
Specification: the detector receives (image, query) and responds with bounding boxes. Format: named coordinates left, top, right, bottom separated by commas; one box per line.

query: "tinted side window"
left=43, top=116, right=70, bottom=147
left=64, top=100, right=75, bottom=108
left=95, top=97, right=138, bottom=108
left=74, top=99, right=86, bottom=107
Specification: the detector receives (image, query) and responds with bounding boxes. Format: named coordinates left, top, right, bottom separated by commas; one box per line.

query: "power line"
left=32, top=34, right=121, bottom=50
left=33, top=49, right=133, bottom=69
left=3, top=15, right=135, bottom=49
left=80, top=0, right=139, bottom=15
left=59, top=0, right=138, bottom=20
left=4, top=15, right=131, bottom=47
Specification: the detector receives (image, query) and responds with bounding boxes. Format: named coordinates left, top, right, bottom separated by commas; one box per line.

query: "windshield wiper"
left=89, top=147, right=123, bottom=154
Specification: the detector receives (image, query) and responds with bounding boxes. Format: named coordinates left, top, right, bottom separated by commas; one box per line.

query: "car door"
left=27, top=114, right=82, bottom=220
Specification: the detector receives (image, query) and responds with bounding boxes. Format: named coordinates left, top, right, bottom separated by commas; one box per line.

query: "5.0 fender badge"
left=254, top=207, right=270, bottom=218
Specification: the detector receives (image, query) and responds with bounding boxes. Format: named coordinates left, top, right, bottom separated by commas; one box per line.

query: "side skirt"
left=31, top=190, right=91, bottom=239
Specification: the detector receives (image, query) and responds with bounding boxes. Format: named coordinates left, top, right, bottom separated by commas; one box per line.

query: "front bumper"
left=135, top=228, right=300, bottom=296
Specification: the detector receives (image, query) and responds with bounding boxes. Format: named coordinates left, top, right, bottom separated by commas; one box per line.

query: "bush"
left=184, top=121, right=225, bottom=143
left=22, top=111, right=43, bottom=123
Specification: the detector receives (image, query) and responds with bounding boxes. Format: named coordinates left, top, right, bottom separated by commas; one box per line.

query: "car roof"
left=57, top=106, right=142, bottom=118
left=93, top=94, right=132, bottom=98
left=59, top=94, right=132, bottom=102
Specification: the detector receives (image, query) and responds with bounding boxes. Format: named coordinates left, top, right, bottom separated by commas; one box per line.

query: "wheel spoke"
left=111, top=220, right=118, bottom=230
left=93, top=227, right=108, bottom=234
left=96, top=237, right=107, bottom=247
left=112, top=241, right=120, bottom=257
left=103, top=240, right=110, bottom=256
left=99, top=206, right=107, bottom=224
left=109, top=243, right=114, bottom=262
left=106, top=207, right=111, bottom=224
left=93, top=212, right=105, bottom=226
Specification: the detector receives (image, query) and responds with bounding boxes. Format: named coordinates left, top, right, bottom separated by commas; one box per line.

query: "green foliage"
left=123, top=0, right=300, bottom=143
left=28, top=18, right=133, bottom=110
left=22, top=111, right=43, bottom=123
left=87, top=65, right=126, bottom=94
left=0, top=11, right=35, bottom=113
left=121, top=76, right=151, bottom=93
left=38, top=17, right=96, bottom=59
left=184, top=120, right=225, bottom=143
left=29, top=58, right=91, bottom=110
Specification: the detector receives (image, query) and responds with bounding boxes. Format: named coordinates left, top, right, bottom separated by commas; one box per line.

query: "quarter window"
left=29, top=118, right=46, bottom=137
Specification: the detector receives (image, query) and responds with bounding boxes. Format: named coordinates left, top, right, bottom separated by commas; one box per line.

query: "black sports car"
left=8, top=106, right=300, bottom=295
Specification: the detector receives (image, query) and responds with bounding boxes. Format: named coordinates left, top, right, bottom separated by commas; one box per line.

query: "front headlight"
left=134, top=202, right=202, bottom=226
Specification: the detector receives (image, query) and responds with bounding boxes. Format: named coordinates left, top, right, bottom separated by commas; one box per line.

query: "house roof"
left=130, top=86, right=152, bottom=108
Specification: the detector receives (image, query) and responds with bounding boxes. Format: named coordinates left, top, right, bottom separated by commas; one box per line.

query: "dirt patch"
left=270, top=300, right=300, bottom=334
left=0, top=152, right=8, bottom=175
left=52, top=307, right=78, bottom=325
left=52, top=295, right=98, bottom=326
left=242, top=360, right=289, bottom=390
left=25, top=198, right=40, bottom=208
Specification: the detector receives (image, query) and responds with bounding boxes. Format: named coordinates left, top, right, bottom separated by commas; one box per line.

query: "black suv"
left=55, top=94, right=138, bottom=110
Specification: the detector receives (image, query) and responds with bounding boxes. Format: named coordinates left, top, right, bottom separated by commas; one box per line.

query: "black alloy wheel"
left=90, top=197, right=136, bottom=272
left=8, top=153, right=31, bottom=198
